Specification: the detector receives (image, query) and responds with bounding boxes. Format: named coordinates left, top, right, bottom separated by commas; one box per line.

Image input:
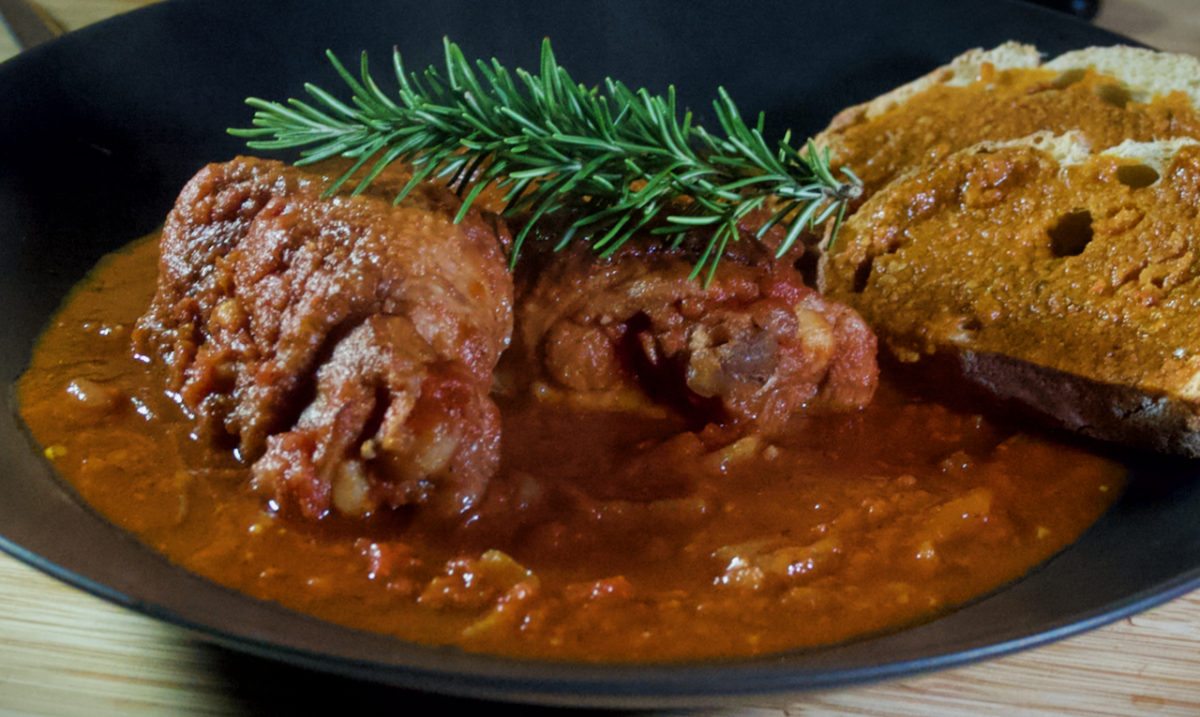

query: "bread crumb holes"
left=1047, top=210, right=1094, bottom=257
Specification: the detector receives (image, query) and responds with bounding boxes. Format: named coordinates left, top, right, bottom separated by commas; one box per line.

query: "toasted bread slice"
left=822, top=133, right=1200, bottom=456
left=1042, top=46, right=1200, bottom=107
left=820, top=42, right=1043, bottom=134
left=815, top=43, right=1200, bottom=197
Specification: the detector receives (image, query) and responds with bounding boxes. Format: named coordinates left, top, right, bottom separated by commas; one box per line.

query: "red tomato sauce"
left=17, top=235, right=1125, bottom=661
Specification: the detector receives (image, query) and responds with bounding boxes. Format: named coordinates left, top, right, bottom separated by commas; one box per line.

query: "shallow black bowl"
left=2, top=0, right=1196, bottom=708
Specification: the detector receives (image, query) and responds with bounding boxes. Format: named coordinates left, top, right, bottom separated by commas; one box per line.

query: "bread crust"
left=954, top=350, right=1200, bottom=458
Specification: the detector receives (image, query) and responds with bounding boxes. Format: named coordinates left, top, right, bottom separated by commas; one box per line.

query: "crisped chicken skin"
left=516, top=239, right=877, bottom=434
left=132, top=157, right=513, bottom=520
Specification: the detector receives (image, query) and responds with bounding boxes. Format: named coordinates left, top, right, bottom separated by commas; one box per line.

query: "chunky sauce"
left=18, top=235, right=1124, bottom=661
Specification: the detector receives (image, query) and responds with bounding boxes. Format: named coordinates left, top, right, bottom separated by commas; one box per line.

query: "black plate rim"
left=4, top=522, right=1198, bottom=707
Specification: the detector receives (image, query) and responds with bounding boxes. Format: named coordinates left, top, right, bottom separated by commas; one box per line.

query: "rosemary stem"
left=229, top=37, right=861, bottom=277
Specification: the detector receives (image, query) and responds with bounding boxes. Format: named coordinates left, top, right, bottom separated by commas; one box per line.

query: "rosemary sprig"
left=229, top=38, right=861, bottom=281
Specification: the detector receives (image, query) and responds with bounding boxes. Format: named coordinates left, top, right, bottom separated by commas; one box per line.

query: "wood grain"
left=1094, top=0, right=1200, bottom=53
left=2, top=1, right=1200, bottom=715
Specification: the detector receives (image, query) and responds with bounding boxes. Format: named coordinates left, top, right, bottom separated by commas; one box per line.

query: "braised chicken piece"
left=132, top=157, right=513, bottom=520
left=515, top=235, right=878, bottom=435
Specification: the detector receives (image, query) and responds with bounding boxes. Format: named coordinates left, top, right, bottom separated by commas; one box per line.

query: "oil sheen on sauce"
left=17, top=234, right=1125, bottom=661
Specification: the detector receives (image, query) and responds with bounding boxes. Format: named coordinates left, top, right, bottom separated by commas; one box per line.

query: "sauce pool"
left=17, top=234, right=1125, bottom=661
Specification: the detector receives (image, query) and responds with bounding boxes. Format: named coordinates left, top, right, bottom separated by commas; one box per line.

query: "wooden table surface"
left=3, top=1, right=1200, bottom=715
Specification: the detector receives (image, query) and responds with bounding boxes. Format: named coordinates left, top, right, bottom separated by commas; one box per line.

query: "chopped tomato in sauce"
left=18, top=235, right=1124, bottom=661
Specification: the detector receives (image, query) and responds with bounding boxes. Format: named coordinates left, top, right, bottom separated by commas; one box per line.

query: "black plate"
left=2, top=0, right=1197, bottom=708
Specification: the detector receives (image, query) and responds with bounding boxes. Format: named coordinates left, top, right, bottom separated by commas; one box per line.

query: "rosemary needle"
left=229, top=37, right=861, bottom=281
